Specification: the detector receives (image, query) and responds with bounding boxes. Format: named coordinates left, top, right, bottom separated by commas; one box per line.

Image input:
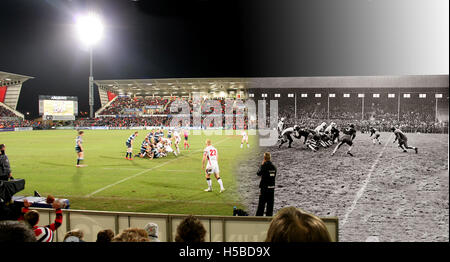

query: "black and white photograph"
left=0, top=0, right=448, bottom=257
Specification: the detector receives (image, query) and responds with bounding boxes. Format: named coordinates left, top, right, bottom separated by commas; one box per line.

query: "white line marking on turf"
left=60, top=195, right=239, bottom=205
left=341, top=133, right=393, bottom=227
left=86, top=137, right=231, bottom=197
left=102, top=168, right=190, bottom=172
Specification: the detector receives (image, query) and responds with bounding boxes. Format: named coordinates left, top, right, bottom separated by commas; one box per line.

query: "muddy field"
left=236, top=132, right=449, bottom=242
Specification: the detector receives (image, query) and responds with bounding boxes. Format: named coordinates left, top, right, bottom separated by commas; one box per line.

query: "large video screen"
left=43, top=100, right=74, bottom=116
left=39, top=95, right=78, bottom=120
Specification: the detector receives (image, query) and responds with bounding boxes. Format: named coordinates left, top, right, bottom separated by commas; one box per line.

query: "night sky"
left=0, top=0, right=448, bottom=118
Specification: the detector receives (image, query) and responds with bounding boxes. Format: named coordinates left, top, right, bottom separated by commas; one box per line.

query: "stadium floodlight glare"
left=76, top=13, right=104, bottom=46
left=75, top=12, right=104, bottom=119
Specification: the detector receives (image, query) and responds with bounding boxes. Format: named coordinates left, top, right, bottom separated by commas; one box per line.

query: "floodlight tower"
left=76, top=13, right=104, bottom=118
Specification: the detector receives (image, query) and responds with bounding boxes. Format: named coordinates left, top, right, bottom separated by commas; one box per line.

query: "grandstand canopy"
left=96, top=75, right=448, bottom=96
left=0, top=71, right=34, bottom=86
left=249, top=75, right=449, bottom=89
left=95, top=77, right=250, bottom=96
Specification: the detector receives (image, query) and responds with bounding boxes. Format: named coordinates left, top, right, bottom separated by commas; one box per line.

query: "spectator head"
left=175, top=215, right=206, bottom=243
left=63, top=228, right=84, bottom=242
left=112, top=228, right=149, bottom=242
left=264, top=152, right=271, bottom=162
left=24, top=210, right=40, bottom=227
left=265, top=207, right=332, bottom=242
left=144, top=222, right=160, bottom=241
left=96, top=229, right=115, bottom=242
left=0, top=221, right=36, bottom=242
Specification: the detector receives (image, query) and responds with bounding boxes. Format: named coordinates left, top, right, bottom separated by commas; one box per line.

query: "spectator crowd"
left=1, top=95, right=448, bottom=133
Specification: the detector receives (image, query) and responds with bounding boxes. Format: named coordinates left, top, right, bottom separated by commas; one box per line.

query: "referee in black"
left=255, top=152, right=277, bottom=216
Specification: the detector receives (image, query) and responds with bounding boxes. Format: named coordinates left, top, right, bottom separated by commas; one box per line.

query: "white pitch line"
left=102, top=168, right=191, bottom=172
left=59, top=195, right=239, bottom=205
left=341, top=133, right=393, bottom=227
left=86, top=137, right=231, bottom=197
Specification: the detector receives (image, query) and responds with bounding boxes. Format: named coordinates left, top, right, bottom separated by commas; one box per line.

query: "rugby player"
left=136, top=137, right=151, bottom=158
left=75, top=131, right=86, bottom=167
left=325, top=122, right=340, bottom=144
left=369, top=127, right=382, bottom=145
left=391, top=127, right=418, bottom=153
left=173, top=129, right=181, bottom=154
left=277, top=117, right=286, bottom=138
left=125, top=131, right=138, bottom=160
left=314, top=122, right=330, bottom=148
left=183, top=129, right=190, bottom=149
left=278, top=125, right=301, bottom=148
left=240, top=130, right=249, bottom=148
left=202, top=139, right=225, bottom=193
left=331, top=123, right=357, bottom=156
left=162, top=137, right=178, bottom=157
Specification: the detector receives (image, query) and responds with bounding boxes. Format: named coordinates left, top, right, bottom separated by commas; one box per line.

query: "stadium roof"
left=95, top=77, right=250, bottom=96
left=96, top=75, right=448, bottom=96
left=0, top=71, right=34, bottom=86
left=249, top=75, right=449, bottom=89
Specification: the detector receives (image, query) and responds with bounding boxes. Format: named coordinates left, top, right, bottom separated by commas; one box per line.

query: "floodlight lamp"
left=76, top=13, right=104, bottom=46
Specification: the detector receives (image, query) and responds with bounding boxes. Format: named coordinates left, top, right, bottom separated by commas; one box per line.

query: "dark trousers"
left=256, top=188, right=275, bottom=216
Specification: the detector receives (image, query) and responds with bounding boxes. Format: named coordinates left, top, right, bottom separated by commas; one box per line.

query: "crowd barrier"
left=32, top=208, right=339, bottom=242
left=0, top=127, right=33, bottom=132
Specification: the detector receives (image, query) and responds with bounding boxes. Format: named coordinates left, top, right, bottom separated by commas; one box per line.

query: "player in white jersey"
left=314, top=122, right=327, bottom=134
left=277, top=118, right=285, bottom=138
left=173, top=130, right=181, bottom=154
left=202, top=139, right=225, bottom=193
left=162, top=138, right=177, bottom=157
left=240, top=130, right=249, bottom=148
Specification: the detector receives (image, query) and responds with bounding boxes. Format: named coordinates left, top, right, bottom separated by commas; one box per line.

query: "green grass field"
left=1, top=130, right=259, bottom=216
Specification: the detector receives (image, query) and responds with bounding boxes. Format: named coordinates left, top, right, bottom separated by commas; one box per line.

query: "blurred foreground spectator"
left=175, top=215, right=206, bottom=243
left=265, top=206, right=331, bottom=242
left=63, top=228, right=85, bottom=242
left=0, top=220, right=36, bottom=242
left=96, top=229, right=115, bottom=242
left=144, top=222, right=160, bottom=242
left=112, top=228, right=149, bottom=242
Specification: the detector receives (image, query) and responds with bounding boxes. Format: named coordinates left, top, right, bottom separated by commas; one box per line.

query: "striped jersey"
left=141, top=140, right=149, bottom=151
left=126, top=134, right=137, bottom=144
left=19, top=207, right=63, bottom=242
left=75, top=136, right=82, bottom=148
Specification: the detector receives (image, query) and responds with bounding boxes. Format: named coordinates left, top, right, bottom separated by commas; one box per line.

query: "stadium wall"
left=32, top=208, right=339, bottom=242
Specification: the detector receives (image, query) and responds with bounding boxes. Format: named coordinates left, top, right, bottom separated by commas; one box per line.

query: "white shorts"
left=206, top=163, right=220, bottom=175
left=165, top=146, right=173, bottom=153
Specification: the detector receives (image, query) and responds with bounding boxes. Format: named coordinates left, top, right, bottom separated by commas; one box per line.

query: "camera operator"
left=0, top=144, right=12, bottom=181
left=256, top=152, right=277, bottom=216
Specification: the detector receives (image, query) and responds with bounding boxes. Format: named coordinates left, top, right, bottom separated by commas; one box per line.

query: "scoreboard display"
left=39, top=95, right=78, bottom=120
